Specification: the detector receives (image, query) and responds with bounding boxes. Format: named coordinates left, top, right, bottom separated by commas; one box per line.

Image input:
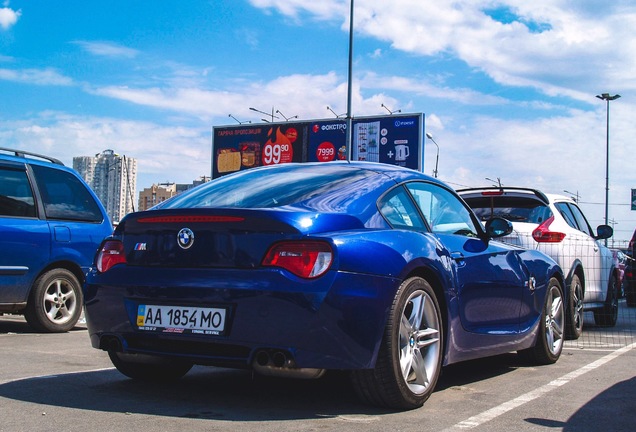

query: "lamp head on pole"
left=596, top=93, right=621, bottom=101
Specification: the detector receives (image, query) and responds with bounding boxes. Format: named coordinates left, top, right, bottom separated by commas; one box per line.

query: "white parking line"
left=442, top=342, right=636, bottom=431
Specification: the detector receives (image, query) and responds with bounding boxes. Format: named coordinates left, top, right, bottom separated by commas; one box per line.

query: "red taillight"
left=262, top=241, right=333, bottom=279
left=96, top=240, right=126, bottom=273
left=532, top=216, right=566, bottom=243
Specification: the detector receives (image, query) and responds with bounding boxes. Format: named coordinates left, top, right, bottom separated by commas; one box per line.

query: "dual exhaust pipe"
left=255, top=349, right=289, bottom=368
left=253, top=349, right=325, bottom=380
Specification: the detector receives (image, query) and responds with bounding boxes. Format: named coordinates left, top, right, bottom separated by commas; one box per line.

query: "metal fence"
left=490, top=230, right=635, bottom=352
left=565, top=299, right=635, bottom=351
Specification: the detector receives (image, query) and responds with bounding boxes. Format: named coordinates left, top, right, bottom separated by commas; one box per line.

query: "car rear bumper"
left=83, top=266, right=399, bottom=370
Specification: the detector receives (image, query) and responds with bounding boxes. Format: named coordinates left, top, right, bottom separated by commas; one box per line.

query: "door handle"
left=451, top=252, right=465, bottom=261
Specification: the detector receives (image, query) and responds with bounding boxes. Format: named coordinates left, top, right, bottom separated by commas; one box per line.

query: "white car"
left=458, top=187, right=617, bottom=339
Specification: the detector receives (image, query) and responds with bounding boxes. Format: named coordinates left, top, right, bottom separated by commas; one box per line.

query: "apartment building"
left=73, top=149, right=137, bottom=224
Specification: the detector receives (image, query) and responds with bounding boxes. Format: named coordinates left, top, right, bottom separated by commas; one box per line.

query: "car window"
left=463, top=196, right=552, bottom=223
left=0, top=167, right=36, bottom=217
left=407, top=182, right=479, bottom=237
left=378, top=186, right=425, bottom=230
left=554, top=202, right=579, bottom=231
left=158, top=164, right=372, bottom=209
left=31, top=165, right=103, bottom=222
left=566, top=203, right=594, bottom=237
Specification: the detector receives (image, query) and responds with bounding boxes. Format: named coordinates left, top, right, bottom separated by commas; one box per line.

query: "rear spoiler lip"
left=457, top=187, right=550, bottom=205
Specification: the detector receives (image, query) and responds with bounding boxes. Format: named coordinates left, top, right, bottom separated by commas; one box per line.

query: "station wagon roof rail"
left=0, top=147, right=64, bottom=166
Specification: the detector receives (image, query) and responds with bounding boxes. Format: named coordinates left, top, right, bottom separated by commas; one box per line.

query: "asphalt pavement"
left=0, top=301, right=634, bottom=432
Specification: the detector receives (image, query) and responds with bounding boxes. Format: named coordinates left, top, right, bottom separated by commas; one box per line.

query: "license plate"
left=136, top=304, right=226, bottom=335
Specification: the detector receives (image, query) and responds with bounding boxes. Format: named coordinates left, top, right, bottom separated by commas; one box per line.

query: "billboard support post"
left=346, top=0, right=354, bottom=161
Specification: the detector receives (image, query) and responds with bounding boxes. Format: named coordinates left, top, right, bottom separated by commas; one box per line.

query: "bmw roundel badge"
left=177, top=228, right=195, bottom=250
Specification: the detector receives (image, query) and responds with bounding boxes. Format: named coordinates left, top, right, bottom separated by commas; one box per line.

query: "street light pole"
left=425, top=132, right=440, bottom=178
left=596, top=93, right=620, bottom=245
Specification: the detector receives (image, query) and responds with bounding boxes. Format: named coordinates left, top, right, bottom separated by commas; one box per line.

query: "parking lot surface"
left=1, top=302, right=634, bottom=432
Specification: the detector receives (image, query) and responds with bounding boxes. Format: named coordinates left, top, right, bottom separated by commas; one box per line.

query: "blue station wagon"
left=0, top=147, right=112, bottom=332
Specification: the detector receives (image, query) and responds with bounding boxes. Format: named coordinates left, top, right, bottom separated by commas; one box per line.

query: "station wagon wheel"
left=594, top=274, right=618, bottom=327
left=565, top=274, right=584, bottom=340
left=518, top=277, right=564, bottom=364
left=24, top=268, right=83, bottom=333
left=108, top=351, right=193, bottom=381
left=351, top=277, right=443, bottom=409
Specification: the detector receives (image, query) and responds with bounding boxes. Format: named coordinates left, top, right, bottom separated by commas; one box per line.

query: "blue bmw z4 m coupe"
left=84, top=161, right=565, bottom=410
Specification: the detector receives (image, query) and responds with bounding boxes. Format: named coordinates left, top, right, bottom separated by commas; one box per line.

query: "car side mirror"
left=484, top=217, right=513, bottom=238
left=596, top=224, right=613, bottom=240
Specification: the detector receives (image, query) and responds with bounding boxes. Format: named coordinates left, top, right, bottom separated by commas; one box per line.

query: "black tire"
left=350, top=277, right=443, bottom=410
left=24, top=268, right=83, bottom=333
left=108, top=351, right=193, bottom=381
left=518, top=277, right=564, bottom=365
left=594, top=274, right=618, bottom=327
left=565, top=274, right=584, bottom=340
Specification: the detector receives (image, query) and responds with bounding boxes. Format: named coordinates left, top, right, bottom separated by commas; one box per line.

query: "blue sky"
left=1, top=0, right=635, bottom=243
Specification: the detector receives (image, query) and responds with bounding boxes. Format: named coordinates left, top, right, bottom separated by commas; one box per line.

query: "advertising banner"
left=212, top=113, right=424, bottom=178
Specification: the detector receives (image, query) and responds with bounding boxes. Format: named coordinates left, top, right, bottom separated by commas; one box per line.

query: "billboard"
left=211, top=113, right=424, bottom=178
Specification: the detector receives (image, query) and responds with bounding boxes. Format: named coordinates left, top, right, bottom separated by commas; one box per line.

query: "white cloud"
left=90, top=72, right=353, bottom=122
left=248, top=0, right=345, bottom=21
left=248, top=1, right=636, bottom=98
left=0, top=67, right=73, bottom=86
left=73, top=41, right=139, bottom=59
left=360, top=72, right=507, bottom=106
left=0, top=113, right=211, bottom=188
left=235, top=28, right=260, bottom=49
left=0, top=6, right=20, bottom=30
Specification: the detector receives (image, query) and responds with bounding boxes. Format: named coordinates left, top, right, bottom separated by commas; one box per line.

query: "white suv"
left=458, top=187, right=617, bottom=339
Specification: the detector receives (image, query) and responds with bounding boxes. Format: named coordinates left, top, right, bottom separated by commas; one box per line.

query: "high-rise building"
left=138, top=176, right=212, bottom=211
left=73, top=149, right=137, bottom=224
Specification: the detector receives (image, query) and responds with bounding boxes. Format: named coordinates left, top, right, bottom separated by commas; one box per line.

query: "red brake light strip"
left=137, top=215, right=244, bottom=223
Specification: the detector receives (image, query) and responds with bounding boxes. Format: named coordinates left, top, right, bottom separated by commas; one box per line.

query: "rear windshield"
left=156, top=164, right=374, bottom=209
left=464, top=196, right=553, bottom=223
